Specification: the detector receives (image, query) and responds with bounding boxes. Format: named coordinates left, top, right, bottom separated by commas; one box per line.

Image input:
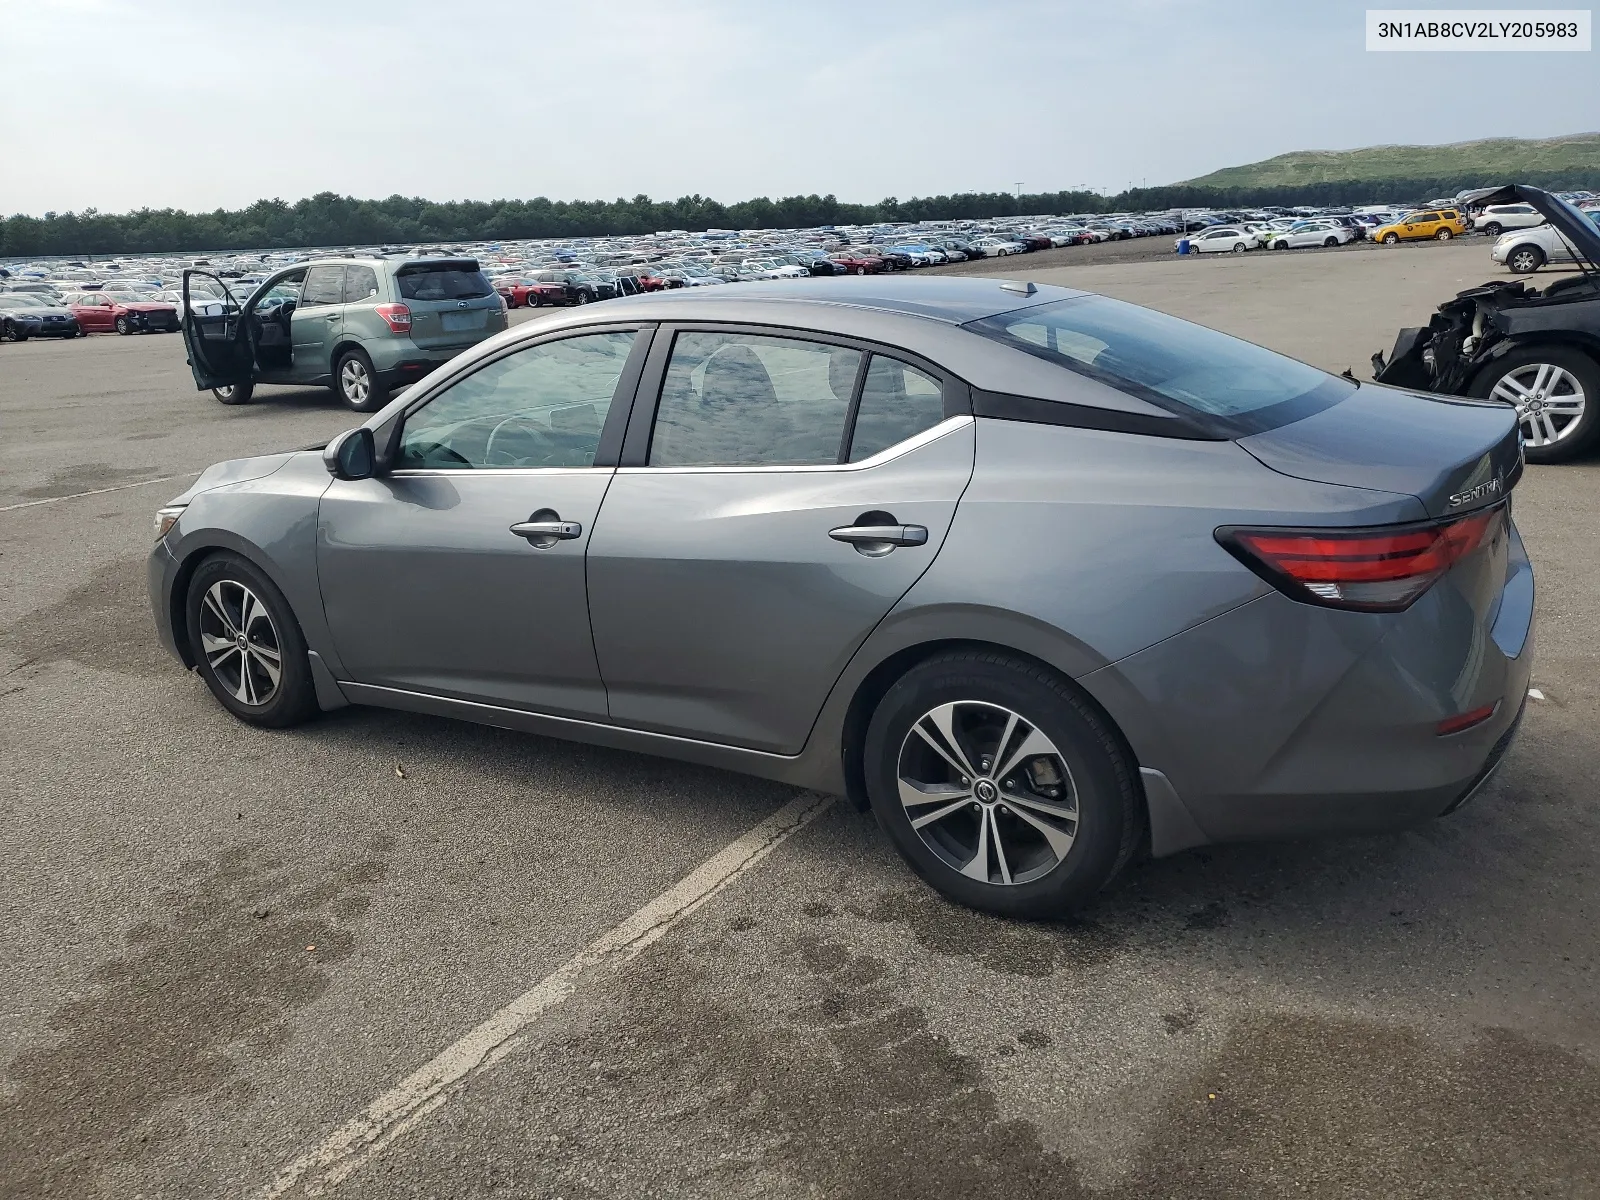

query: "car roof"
left=581, top=275, right=1083, bottom=324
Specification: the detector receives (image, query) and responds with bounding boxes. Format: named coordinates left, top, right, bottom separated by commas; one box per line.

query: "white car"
left=1265, top=220, right=1356, bottom=250
left=1180, top=226, right=1261, bottom=254
left=974, top=236, right=1024, bottom=257
left=1472, top=203, right=1547, bottom=238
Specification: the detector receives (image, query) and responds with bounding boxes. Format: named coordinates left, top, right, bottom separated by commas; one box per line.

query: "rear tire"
left=1482, top=222, right=1503, bottom=238
left=1436, top=229, right=1453, bottom=241
left=1323, top=236, right=1339, bottom=247
left=212, top=382, right=254, bottom=405
left=1472, top=346, right=1599, bottom=464
left=1232, top=242, right=1246, bottom=253
left=864, top=650, right=1141, bottom=919
left=1508, top=246, right=1545, bottom=274
left=185, top=553, right=318, bottom=728
left=334, top=347, right=388, bottom=413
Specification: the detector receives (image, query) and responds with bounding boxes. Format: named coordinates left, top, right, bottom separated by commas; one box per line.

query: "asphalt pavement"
left=2, top=238, right=1596, bottom=1198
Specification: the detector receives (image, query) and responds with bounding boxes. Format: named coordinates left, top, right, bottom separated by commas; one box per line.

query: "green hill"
left=1179, top=133, right=1600, bottom=190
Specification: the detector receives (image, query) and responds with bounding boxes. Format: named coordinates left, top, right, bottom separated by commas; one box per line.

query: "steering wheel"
left=406, top=440, right=474, bottom=468
left=484, top=415, right=561, bottom=467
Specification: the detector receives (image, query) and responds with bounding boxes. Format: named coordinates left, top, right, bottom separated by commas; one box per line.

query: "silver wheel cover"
left=1491, top=363, right=1587, bottom=448
left=897, top=701, right=1078, bottom=886
left=199, top=580, right=282, bottom=706
left=341, top=358, right=369, bottom=403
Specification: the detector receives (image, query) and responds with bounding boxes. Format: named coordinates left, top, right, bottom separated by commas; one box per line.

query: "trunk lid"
left=1238, top=383, right=1523, bottom=518
left=396, top=259, right=503, bottom=350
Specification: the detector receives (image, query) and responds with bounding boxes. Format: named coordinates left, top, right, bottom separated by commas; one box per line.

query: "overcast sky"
left=2, top=0, right=1594, bottom=216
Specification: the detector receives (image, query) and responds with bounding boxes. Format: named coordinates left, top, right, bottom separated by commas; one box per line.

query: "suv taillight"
left=375, top=303, right=411, bottom=333
left=1216, top=505, right=1503, bottom=612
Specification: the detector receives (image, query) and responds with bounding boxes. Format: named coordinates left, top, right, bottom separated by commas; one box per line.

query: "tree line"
left=4, top=170, right=1597, bottom=259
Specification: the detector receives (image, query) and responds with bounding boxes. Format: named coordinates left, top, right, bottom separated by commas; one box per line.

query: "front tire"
left=1472, top=346, right=1599, bottom=463
left=1382, top=232, right=1399, bottom=244
left=115, top=316, right=131, bottom=334
left=212, top=382, right=254, bottom=405
left=864, top=650, right=1141, bottom=919
left=185, top=553, right=318, bottom=728
left=1508, top=246, right=1545, bottom=274
left=334, top=347, right=388, bottom=413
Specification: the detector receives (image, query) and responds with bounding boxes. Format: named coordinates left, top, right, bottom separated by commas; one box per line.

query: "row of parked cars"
left=1178, top=193, right=1600, bottom=265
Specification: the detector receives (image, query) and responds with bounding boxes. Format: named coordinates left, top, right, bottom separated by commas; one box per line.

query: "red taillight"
left=1217, top=505, right=1502, bottom=612
left=375, top=303, right=411, bottom=333
left=1436, top=702, right=1499, bottom=736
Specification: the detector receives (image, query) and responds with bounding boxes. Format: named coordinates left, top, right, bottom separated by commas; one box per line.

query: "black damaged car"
left=1373, top=184, right=1600, bottom=463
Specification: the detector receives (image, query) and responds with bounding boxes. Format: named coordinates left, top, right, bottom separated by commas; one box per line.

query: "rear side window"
left=344, top=265, right=379, bottom=303
left=650, top=331, right=859, bottom=467
left=301, top=266, right=344, bottom=307
left=966, top=296, right=1351, bottom=434
left=848, top=357, right=945, bottom=462
left=396, top=265, right=494, bottom=301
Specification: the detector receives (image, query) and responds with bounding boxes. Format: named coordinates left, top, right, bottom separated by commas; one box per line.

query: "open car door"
left=181, top=270, right=252, bottom=390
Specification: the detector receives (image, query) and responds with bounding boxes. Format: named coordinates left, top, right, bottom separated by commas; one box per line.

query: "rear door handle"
left=510, top=519, right=583, bottom=545
left=829, top=524, right=929, bottom=547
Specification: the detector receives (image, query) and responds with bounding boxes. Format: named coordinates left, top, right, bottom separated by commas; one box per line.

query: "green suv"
left=181, top=257, right=509, bottom=410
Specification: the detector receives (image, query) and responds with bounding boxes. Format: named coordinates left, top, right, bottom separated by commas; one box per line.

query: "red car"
left=827, top=253, right=886, bottom=276
left=63, top=291, right=180, bottom=334
left=493, top=277, right=569, bottom=309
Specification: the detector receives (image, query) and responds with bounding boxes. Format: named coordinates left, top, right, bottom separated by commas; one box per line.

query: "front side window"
left=650, top=331, right=860, bottom=467
left=397, top=331, right=637, bottom=470
left=966, top=295, right=1351, bottom=434
left=848, top=356, right=946, bottom=462
left=301, top=266, right=344, bottom=307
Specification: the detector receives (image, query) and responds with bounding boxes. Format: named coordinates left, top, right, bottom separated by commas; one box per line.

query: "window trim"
left=618, top=320, right=969, bottom=470
left=385, top=322, right=656, bottom=475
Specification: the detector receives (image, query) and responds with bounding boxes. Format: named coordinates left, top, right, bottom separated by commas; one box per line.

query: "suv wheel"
left=1382, top=232, right=1399, bottom=244
left=1473, top=347, right=1599, bottom=463
left=1435, top=228, right=1453, bottom=241
left=1508, top=245, right=1545, bottom=274
left=186, top=554, right=318, bottom=728
left=1482, top=222, right=1503, bottom=237
left=864, top=650, right=1141, bottom=918
left=334, top=347, right=389, bottom=413
left=212, top=382, right=254, bottom=405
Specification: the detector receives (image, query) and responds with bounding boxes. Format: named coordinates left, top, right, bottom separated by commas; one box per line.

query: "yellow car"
left=1374, top=208, right=1469, bottom=244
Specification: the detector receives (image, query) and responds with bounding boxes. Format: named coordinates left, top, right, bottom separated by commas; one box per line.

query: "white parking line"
left=0, top=472, right=199, bottom=513
left=260, top=789, right=836, bottom=1198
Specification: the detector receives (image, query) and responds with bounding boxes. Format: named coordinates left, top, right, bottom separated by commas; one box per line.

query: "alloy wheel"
left=1492, top=363, right=1587, bottom=447
left=1509, top=249, right=1541, bottom=273
left=896, top=700, right=1078, bottom=886
left=198, top=580, right=282, bottom=706
left=340, top=357, right=370, bottom=405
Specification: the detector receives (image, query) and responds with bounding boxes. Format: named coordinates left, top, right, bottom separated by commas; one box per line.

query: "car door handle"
left=510, top=519, right=583, bottom=541
left=829, top=523, right=929, bottom=547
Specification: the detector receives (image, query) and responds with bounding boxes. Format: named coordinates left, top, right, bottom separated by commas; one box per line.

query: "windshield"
left=966, top=295, right=1352, bottom=434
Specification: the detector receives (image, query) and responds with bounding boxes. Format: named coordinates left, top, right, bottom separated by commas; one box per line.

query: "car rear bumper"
left=1084, top=519, right=1536, bottom=852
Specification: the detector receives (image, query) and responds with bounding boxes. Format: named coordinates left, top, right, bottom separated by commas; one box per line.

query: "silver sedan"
left=150, top=278, right=1532, bottom=917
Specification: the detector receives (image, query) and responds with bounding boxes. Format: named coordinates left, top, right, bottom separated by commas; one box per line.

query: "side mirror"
left=324, top=427, right=375, bottom=481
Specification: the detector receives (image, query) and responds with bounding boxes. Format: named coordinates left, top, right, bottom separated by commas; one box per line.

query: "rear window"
left=396, top=265, right=493, bottom=301
left=965, top=295, right=1352, bottom=434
